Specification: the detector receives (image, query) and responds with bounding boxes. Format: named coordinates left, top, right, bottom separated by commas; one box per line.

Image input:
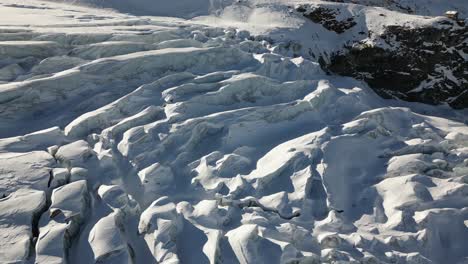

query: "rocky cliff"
left=296, top=4, right=468, bottom=109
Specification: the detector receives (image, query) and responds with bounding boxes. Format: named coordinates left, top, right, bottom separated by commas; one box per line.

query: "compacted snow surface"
left=0, top=0, right=467, bottom=263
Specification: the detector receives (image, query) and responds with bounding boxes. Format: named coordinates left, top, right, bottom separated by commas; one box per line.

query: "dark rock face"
left=296, top=6, right=357, bottom=34
left=324, top=22, right=468, bottom=108
left=294, top=3, right=468, bottom=109
left=321, top=0, right=415, bottom=14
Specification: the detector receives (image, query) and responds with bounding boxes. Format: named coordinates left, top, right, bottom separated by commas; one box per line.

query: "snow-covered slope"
left=47, top=0, right=236, bottom=18
left=0, top=0, right=467, bottom=263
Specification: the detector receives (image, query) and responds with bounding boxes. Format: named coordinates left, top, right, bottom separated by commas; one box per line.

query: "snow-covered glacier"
left=0, top=0, right=467, bottom=263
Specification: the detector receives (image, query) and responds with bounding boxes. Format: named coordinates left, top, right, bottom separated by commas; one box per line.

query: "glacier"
left=0, top=0, right=467, bottom=263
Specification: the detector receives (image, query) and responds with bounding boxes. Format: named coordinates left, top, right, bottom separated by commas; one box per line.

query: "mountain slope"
left=322, top=0, right=468, bottom=17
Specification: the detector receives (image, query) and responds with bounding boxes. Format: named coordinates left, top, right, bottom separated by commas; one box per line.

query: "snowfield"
left=0, top=0, right=467, bottom=263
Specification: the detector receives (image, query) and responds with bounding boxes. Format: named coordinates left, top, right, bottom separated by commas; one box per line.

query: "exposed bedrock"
left=296, top=4, right=468, bottom=109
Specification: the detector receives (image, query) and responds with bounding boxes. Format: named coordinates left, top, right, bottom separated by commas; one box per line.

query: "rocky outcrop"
left=296, top=6, right=357, bottom=34
left=322, top=0, right=468, bottom=17
left=296, top=4, right=468, bottom=109
left=324, top=21, right=468, bottom=108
